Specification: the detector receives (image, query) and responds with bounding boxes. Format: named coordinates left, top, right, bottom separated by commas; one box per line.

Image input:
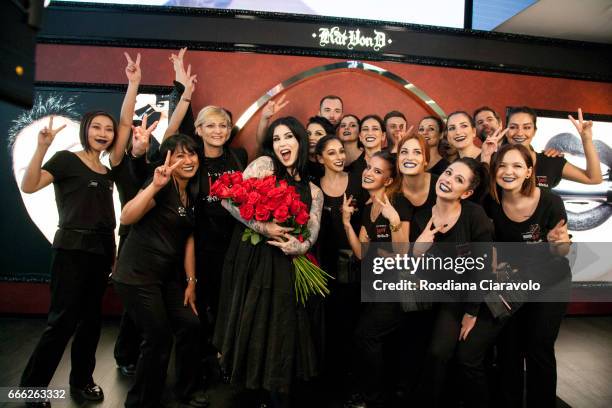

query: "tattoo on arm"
left=302, top=183, right=323, bottom=252
left=243, top=156, right=274, bottom=179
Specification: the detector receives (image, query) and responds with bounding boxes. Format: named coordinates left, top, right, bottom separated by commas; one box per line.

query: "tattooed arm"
left=267, top=182, right=323, bottom=256
left=221, top=156, right=292, bottom=238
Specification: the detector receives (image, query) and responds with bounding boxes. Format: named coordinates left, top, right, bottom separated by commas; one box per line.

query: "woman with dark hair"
left=213, top=116, right=324, bottom=407
left=112, top=134, right=206, bottom=408
left=348, top=114, right=386, bottom=183
left=314, top=135, right=365, bottom=388
left=411, top=158, right=501, bottom=408
left=504, top=106, right=601, bottom=189
left=306, top=115, right=335, bottom=184
left=445, top=111, right=482, bottom=161
left=337, top=114, right=362, bottom=171
left=418, top=115, right=449, bottom=176
left=342, top=150, right=411, bottom=408
left=484, top=144, right=571, bottom=408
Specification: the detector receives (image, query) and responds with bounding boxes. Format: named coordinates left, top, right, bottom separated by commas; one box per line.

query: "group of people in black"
left=18, top=48, right=602, bottom=408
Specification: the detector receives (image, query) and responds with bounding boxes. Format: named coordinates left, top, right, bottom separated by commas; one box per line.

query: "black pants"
left=113, top=234, right=140, bottom=366
left=496, top=301, right=568, bottom=408
left=419, top=303, right=504, bottom=408
left=114, top=280, right=201, bottom=408
left=20, top=249, right=110, bottom=388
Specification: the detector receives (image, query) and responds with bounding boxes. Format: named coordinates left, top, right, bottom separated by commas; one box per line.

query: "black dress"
left=213, top=179, right=319, bottom=393
left=427, top=158, right=449, bottom=176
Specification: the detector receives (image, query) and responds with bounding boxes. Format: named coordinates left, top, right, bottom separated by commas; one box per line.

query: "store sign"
left=313, top=27, right=392, bottom=51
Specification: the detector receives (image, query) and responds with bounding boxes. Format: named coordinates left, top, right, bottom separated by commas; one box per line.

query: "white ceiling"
left=494, top=0, right=612, bottom=44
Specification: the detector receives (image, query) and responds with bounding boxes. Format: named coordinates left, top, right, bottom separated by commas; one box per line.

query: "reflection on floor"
left=0, top=316, right=610, bottom=407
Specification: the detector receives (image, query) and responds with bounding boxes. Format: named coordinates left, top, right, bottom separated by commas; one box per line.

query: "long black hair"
left=454, top=156, right=490, bottom=204
left=158, top=133, right=202, bottom=200
left=262, top=116, right=309, bottom=181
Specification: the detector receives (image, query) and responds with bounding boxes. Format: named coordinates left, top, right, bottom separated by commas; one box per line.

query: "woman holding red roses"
left=213, top=117, right=324, bottom=407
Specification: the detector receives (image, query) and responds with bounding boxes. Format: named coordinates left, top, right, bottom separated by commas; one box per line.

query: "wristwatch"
left=389, top=222, right=401, bottom=232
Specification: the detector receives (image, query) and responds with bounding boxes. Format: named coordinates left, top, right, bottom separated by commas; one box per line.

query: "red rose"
left=213, top=184, right=231, bottom=199
left=289, top=200, right=302, bottom=215
left=297, top=234, right=304, bottom=242
left=295, top=209, right=310, bottom=225
left=255, top=204, right=271, bottom=222
left=218, top=172, right=231, bottom=186
left=230, top=185, right=248, bottom=204
left=267, top=185, right=287, bottom=201
left=247, top=191, right=261, bottom=206
left=273, top=205, right=290, bottom=223
left=229, top=171, right=243, bottom=185
left=257, top=176, right=276, bottom=195
left=239, top=203, right=255, bottom=220
left=305, top=252, right=320, bottom=267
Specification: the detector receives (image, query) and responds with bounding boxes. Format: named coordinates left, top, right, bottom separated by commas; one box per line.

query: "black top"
left=195, top=147, right=248, bottom=252
left=113, top=179, right=196, bottom=285
left=534, top=152, right=566, bottom=190
left=411, top=200, right=494, bottom=315
left=361, top=195, right=412, bottom=243
left=393, top=174, right=439, bottom=242
left=306, top=160, right=325, bottom=186
left=113, top=153, right=150, bottom=237
left=42, top=150, right=116, bottom=258
left=428, top=158, right=449, bottom=176
left=483, top=189, right=569, bottom=283
left=346, top=151, right=367, bottom=179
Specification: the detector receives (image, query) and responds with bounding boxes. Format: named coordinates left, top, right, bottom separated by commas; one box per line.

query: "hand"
left=153, top=150, right=183, bottom=188
left=267, top=233, right=306, bottom=255
left=264, top=222, right=294, bottom=240
left=481, top=127, right=508, bottom=161
left=459, top=313, right=477, bottom=341
left=182, top=63, right=197, bottom=98
left=131, top=114, right=158, bottom=157
left=569, top=108, right=593, bottom=142
left=342, top=193, right=356, bottom=224
left=261, top=94, right=290, bottom=120
left=543, top=148, right=564, bottom=158
left=37, top=116, right=66, bottom=147
left=170, top=47, right=188, bottom=85
left=547, top=219, right=571, bottom=244
left=124, top=52, right=141, bottom=83
left=374, top=194, right=400, bottom=227
left=413, top=217, right=443, bottom=255
left=183, top=283, right=198, bottom=316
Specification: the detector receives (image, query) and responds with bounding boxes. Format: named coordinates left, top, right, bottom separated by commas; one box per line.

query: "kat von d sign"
left=313, top=27, right=392, bottom=52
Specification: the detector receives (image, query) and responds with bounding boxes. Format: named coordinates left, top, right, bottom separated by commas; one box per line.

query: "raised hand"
left=183, top=64, right=197, bottom=97
left=342, top=193, right=356, bottom=224
left=124, top=52, right=141, bottom=83
left=543, top=148, right=564, bottom=158
left=569, top=108, right=593, bottom=142
left=482, top=127, right=508, bottom=160
left=170, top=47, right=188, bottom=85
left=262, top=94, right=290, bottom=120
left=153, top=150, right=183, bottom=188
left=374, top=194, right=401, bottom=226
left=131, top=114, right=158, bottom=157
left=38, top=116, right=66, bottom=147
left=547, top=219, right=571, bottom=244
left=416, top=217, right=442, bottom=243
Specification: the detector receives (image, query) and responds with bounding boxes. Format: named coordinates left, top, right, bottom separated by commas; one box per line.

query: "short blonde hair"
left=194, top=105, right=231, bottom=128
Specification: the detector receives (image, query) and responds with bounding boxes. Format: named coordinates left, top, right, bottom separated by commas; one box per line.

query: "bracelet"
left=186, top=277, right=197, bottom=283
left=389, top=222, right=401, bottom=232
left=181, top=97, right=191, bottom=103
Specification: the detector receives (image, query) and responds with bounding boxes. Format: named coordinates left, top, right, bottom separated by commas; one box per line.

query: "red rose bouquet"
left=210, top=171, right=332, bottom=305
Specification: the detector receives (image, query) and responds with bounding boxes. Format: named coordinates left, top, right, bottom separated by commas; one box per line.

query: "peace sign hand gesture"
left=38, top=116, right=67, bottom=148
left=342, top=194, right=356, bottom=225
left=131, top=114, right=159, bottom=157
left=124, top=52, right=141, bottom=83
left=373, top=194, right=401, bottom=227
left=481, top=127, right=508, bottom=163
left=153, top=150, right=183, bottom=188
left=413, top=217, right=443, bottom=256
left=262, top=94, right=290, bottom=120
left=569, top=108, right=593, bottom=142
left=183, top=63, right=198, bottom=98
left=547, top=219, right=571, bottom=244
left=170, top=48, right=188, bottom=85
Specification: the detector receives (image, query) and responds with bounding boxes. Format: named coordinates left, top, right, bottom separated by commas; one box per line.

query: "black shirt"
left=113, top=153, right=149, bottom=237
left=307, top=160, right=325, bottom=186
left=393, top=174, right=438, bottom=242
left=113, top=179, right=196, bottom=285
left=428, top=158, right=449, bottom=176
left=42, top=150, right=116, bottom=257
left=361, top=196, right=412, bottom=243
left=195, top=147, right=247, bottom=252
left=534, top=152, right=566, bottom=190
left=347, top=151, right=367, bottom=180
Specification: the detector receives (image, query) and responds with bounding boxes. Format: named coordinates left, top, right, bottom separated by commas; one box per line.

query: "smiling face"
left=197, top=113, right=230, bottom=149
left=362, top=155, right=393, bottom=191
left=495, top=148, right=532, bottom=192
left=507, top=112, right=536, bottom=147
left=171, top=145, right=200, bottom=180
left=317, top=138, right=345, bottom=172
left=385, top=116, right=407, bottom=147
left=418, top=118, right=442, bottom=148
left=398, top=138, right=426, bottom=175
left=337, top=115, right=359, bottom=143
left=87, top=115, right=115, bottom=152
left=319, top=98, right=343, bottom=126
left=359, top=118, right=385, bottom=150
left=273, top=124, right=300, bottom=169
left=475, top=110, right=500, bottom=139
left=307, top=123, right=327, bottom=155
left=446, top=113, right=476, bottom=151
left=436, top=161, right=474, bottom=201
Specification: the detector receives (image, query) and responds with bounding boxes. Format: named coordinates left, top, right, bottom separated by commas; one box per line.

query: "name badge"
left=536, top=176, right=549, bottom=187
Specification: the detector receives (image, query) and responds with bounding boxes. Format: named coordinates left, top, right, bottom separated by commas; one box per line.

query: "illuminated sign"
left=314, top=27, right=392, bottom=51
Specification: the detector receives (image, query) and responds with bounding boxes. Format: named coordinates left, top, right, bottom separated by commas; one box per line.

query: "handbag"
left=484, top=262, right=528, bottom=320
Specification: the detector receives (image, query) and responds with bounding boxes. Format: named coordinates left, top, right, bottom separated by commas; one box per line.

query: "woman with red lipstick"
left=484, top=144, right=571, bottom=408
left=337, top=114, right=362, bottom=171
left=214, top=117, right=324, bottom=407
left=417, top=115, right=449, bottom=176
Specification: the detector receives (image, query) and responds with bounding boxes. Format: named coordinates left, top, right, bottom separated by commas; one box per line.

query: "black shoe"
left=25, top=402, right=51, bottom=408
left=70, top=383, right=104, bottom=401
left=117, top=363, right=137, bottom=376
